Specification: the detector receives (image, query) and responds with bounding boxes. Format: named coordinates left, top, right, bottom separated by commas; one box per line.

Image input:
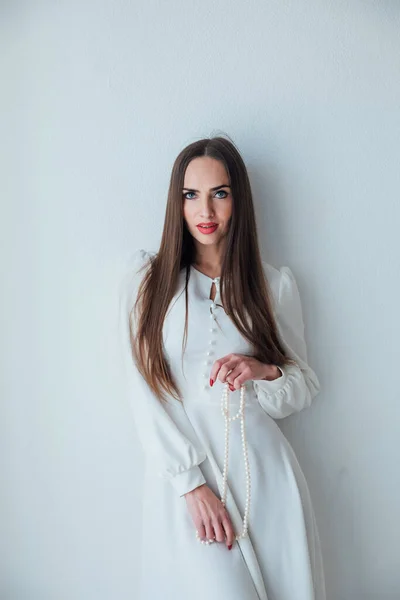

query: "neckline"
left=191, top=265, right=221, bottom=282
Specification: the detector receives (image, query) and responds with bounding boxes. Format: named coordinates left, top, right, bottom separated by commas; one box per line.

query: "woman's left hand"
left=209, top=354, right=282, bottom=391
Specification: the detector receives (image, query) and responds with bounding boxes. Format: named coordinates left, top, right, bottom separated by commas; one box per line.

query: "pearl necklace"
left=196, top=380, right=251, bottom=545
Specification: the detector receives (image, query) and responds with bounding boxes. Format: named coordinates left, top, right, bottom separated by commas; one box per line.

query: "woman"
left=119, top=136, right=326, bottom=600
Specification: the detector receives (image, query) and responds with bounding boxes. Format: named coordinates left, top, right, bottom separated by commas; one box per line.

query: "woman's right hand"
left=184, top=484, right=236, bottom=549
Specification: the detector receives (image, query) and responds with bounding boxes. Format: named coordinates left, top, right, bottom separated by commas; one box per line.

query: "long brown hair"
left=130, top=135, right=295, bottom=404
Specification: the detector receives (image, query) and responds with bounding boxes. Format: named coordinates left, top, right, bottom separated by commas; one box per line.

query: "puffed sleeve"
left=118, top=249, right=207, bottom=496
left=252, top=265, right=320, bottom=419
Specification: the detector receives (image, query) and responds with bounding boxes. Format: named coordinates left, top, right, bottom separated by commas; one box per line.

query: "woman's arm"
left=252, top=265, right=320, bottom=419
left=118, top=249, right=207, bottom=496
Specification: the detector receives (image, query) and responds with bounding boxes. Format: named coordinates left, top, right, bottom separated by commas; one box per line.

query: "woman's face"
left=182, top=157, right=233, bottom=249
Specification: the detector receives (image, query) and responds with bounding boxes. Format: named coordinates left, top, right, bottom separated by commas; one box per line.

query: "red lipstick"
left=197, top=222, right=218, bottom=234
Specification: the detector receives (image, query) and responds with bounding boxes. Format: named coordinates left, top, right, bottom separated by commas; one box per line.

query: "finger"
left=209, top=354, right=233, bottom=384
left=218, top=360, right=239, bottom=384
left=212, top=519, right=226, bottom=543
left=196, top=521, right=206, bottom=541
left=204, top=519, right=215, bottom=542
left=222, top=516, right=236, bottom=548
left=229, top=364, right=252, bottom=390
left=194, top=515, right=206, bottom=540
left=224, top=365, right=243, bottom=389
left=226, top=367, right=241, bottom=389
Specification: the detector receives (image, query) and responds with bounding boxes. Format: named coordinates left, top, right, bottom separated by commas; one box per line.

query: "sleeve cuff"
left=252, top=365, right=289, bottom=395
left=169, top=465, right=207, bottom=497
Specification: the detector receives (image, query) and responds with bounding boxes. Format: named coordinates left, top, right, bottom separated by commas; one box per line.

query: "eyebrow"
left=182, top=184, right=231, bottom=192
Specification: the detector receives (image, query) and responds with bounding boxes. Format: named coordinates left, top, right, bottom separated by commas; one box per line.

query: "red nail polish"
left=229, top=385, right=234, bottom=392
left=228, top=544, right=232, bottom=550
left=210, top=378, right=214, bottom=387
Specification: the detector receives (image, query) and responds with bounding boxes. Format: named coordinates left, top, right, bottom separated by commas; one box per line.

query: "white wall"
left=2, top=2, right=399, bottom=599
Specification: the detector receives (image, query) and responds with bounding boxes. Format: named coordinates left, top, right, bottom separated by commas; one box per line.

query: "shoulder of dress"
left=261, top=259, right=281, bottom=294
left=260, top=260, right=295, bottom=307
left=125, top=248, right=157, bottom=271
left=119, top=249, right=157, bottom=309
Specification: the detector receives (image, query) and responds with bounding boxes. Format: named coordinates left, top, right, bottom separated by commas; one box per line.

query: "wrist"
left=261, top=365, right=282, bottom=381
left=184, top=483, right=206, bottom=498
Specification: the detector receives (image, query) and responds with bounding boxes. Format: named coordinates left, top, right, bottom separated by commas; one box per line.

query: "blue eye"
left=183, top=190, right=228, bottom=199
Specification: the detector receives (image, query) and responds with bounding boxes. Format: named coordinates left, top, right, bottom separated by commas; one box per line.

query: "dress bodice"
left=162, top=265, right=254, bottom=405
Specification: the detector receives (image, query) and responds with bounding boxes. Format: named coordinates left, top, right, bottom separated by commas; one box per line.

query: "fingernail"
left=229, top=385, right=234, bottom=392
left=210, top=378, right=214, bottom=387
left=228, top=544, right=232, bottom=550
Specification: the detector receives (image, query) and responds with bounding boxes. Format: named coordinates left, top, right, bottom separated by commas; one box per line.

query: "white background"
left=1, top=1, right=399, bottom=599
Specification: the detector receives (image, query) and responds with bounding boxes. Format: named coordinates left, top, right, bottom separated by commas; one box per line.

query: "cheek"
left=183, top=203, right=195, bottom=226
left=221, top=202, right=233, bottom=220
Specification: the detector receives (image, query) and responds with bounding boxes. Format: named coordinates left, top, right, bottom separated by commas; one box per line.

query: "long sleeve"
left=252, top=265, right=320, bottom=419
left=118, top=249, right=207, bottom=496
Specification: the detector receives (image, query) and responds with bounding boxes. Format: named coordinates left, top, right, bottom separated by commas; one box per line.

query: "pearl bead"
left=217, top=381, right=251, bottom=543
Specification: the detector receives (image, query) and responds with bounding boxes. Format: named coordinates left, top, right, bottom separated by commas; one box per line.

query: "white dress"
left=118, top=248, right=326, bottom=600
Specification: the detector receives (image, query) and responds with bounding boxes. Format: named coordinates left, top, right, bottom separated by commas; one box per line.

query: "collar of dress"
left=190, top=265, right=221, bottom=302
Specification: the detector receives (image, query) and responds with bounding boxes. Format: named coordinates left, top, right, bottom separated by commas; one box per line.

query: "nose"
left=199, top=196, right=215, bottom=218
